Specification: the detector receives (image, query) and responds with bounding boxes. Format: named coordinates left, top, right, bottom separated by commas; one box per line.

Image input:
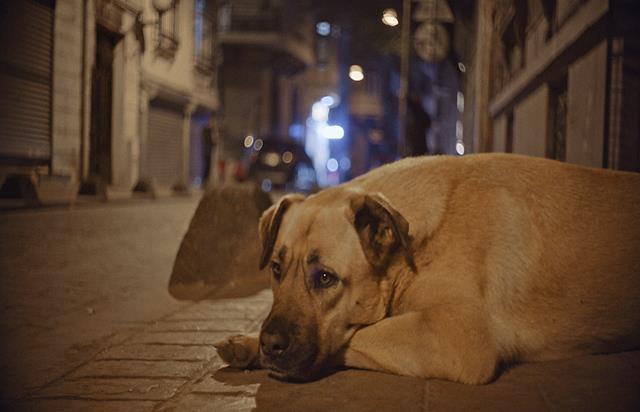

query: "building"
left=215, top=0, right=314, bottom=181
left=0, top=0, right=221, bottom=204
left=461, top=0, right=639, bottom=171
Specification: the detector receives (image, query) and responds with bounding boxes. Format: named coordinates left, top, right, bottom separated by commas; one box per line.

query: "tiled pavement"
left=12, top=286, right=640, bottom=412
left=14, top=290, right=273, bottom=412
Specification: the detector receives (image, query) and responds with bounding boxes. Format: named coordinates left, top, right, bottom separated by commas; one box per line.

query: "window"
left=157, top=1, right=179, bottom=54
left=194, top=0, right=215, bottom=70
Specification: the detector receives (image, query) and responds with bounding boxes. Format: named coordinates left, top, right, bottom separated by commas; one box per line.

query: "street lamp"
left=382, top=9, right=399, bottom=26
left=349, top=65, right=364, bottom=81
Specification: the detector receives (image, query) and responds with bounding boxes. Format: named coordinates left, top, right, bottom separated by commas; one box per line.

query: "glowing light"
left=254, top=138, right=263, bottom=151
left=312, top=102, right=330, bottom=122
left=456, top=142, right=465, bottom=155
left=320, top=95, right=335, bottom=107
left=327, top=158, right=339, bottom=172
left=457, top=92, right=464, bottom=113
left=243, top=135, right=254, bottom=148
left=456, top=120, right=463, bottom=140
left=382, top=9, right=399, bottom=27
left=282, top=151, right=293, bottom=164
left=319, top=125, right=344, bottom=140
left=261, top=179, right=272, bottom=192
left=339, top=157, right=351, bottom=171
left=316, top=21, right=331, bottom=36
left=458, top=62, right=466, bottom=73
left=263, top=152, right=281, bottom=167
left=349, top=65, right=364, bottom=82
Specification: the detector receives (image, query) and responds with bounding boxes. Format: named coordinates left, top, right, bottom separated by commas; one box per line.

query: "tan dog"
left=214, top=153, right=640, bottom=384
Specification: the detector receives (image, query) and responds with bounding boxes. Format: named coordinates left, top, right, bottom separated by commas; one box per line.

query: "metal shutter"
left=0, top=0, right=54, bottom=162
left=147, top=100, right=184, bottom=186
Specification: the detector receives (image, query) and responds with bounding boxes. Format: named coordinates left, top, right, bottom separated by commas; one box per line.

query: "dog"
left=214, top=153, right=640, bottom=384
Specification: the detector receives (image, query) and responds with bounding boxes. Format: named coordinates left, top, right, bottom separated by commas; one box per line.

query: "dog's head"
left=257, top=189, right=415, bottom=381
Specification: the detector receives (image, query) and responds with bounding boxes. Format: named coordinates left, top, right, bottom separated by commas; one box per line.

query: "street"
left=0, top=194, right=639, bottom=411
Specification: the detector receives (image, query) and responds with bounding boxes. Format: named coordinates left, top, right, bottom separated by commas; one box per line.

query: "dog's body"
left=215, top=154, right=640, bottom=384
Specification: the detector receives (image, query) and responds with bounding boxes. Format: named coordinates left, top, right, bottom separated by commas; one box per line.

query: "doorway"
left=89, top=26, right=118, bottom=184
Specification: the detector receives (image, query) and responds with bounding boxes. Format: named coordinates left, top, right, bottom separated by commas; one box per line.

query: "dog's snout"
left=261, top=330, right=290, bottom=357
left=260, top=316, right=293, bottom=358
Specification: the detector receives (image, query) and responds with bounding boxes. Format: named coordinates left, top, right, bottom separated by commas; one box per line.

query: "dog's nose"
left=260, top=330, right=290, bottom=358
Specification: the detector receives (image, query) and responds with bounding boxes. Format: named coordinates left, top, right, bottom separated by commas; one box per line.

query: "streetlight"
left=349, top=65, right=364, bottom=81
left=382, top=9, right=399, bottom=26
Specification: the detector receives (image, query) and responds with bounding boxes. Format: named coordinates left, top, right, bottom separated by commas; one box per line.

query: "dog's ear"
left=350, top=192, right=416, bottom=273
left=258, top=193, right=305, bottom=270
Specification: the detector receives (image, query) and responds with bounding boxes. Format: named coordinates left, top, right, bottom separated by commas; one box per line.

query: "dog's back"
left=349, top=153, right=640, bottom=363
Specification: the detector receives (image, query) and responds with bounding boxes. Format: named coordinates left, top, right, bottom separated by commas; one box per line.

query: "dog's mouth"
left=259, top=344, right=326, bottom=382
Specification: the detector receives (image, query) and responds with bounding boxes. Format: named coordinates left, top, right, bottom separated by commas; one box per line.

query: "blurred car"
left=245, top=138, right=317, bottom=192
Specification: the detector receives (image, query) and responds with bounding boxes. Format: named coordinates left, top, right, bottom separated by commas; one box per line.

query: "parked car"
left=245, top=138, right=317, bottom=192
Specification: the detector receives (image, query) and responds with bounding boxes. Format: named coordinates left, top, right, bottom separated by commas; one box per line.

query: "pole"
left=398, top=0, right=411, bottom=158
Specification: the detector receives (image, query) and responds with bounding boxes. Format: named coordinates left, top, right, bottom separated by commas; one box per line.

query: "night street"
left=0, top=192, right=638, bottom=411
left=1, top=0, right=640, bottom=411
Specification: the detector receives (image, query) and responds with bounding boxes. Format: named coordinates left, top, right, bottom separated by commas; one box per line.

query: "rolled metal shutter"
left=147, top=100, right=184, bottom=186
left=0, top=0, right=54, bottom=162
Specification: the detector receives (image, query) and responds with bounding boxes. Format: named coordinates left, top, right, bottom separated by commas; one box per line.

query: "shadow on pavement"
left=212, top=366, right=425, bottom=412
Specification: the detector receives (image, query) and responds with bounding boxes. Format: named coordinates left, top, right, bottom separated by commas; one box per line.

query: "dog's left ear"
left=258, top=193, right=305, bottom=270
left=350, top=192, right=416, bottom=274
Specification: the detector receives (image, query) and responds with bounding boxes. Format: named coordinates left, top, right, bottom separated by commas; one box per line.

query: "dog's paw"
left=214, top=335, right=260, bottom=369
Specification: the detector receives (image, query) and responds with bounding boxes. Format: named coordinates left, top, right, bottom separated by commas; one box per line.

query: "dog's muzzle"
left=259, top=315, right=321, bottom=381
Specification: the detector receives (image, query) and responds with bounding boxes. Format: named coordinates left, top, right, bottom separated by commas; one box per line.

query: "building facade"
left=0, top=0, right=221, bottom=203
left=462, top=0, right=639, bottom=171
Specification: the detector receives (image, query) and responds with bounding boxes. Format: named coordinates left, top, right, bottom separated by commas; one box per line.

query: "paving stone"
left=129, top=331, right=230, bottom=346
left=165, top=308, right=254, bottom=321
left=148, top=319, right=256, bottom=332
left=15, top=399, right=157, bottom=412
left=68, top=360, right=205, bottom=380
left=35, top=378, right=184, bottom=401
left=191, top=373, right=260, bottom=395
left=157, top=394, right=256, bottom=412
left=96, top=344, right=219, bottom=362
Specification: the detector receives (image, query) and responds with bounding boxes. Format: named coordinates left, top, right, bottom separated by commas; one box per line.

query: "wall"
left=565, top=39, right=607, bottom=168
left=513, top=84, right=548, bottom=157
left=492, top=113, right=508, bottom=152
left=51, top=0, right=84, bottom=179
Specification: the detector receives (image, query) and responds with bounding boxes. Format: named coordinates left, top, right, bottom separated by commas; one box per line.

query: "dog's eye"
left=313, top=271, right=338, bottom=289
left=271, top=262, right=282, bottom=281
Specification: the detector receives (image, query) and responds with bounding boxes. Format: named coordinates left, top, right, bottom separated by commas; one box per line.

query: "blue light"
left=319, top=125, right=344, bottom=140
left=288, top=123, right=305, bottom=139
left=261, top=179, right=272, bottom=192
left=327, top=158, right=339, bottom=172
left=320, top=95, right=335, bottom=107
left=316, top=21, right=331, bottom=36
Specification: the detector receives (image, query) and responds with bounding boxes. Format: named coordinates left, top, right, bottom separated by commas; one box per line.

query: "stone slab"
left=96, top=344, right=219, bottom=362
left=35, top=378, right=185, bottom=401
left=15, top=399, right=157, bottom=412
left=129, top=332, right=230, bottom=346
left=68, top=360, right=205, bottom=380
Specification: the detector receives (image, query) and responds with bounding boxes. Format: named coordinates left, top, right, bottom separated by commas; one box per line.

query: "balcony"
left=217, top=0, right=314, bottom=74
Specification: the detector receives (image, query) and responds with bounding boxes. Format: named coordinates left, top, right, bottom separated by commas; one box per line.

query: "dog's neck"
left=385, top=262, right=418, bottom=316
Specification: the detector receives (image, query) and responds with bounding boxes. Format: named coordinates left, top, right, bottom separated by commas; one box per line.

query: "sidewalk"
left=1, top=195, right=639, bottom=411
left=12, top=288, right=640, bottom=412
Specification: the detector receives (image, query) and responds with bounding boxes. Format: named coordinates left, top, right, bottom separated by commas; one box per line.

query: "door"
left=147, top=100, right=184, bottom=187
left=0, top=0, right=55, bottom=163
left=89, top=26, right=117, bottom=183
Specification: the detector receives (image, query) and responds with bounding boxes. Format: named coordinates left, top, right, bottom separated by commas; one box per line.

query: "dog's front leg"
left=341, top=308, right=499, bottom=384
left=214, top=334, right=263, bottom=369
